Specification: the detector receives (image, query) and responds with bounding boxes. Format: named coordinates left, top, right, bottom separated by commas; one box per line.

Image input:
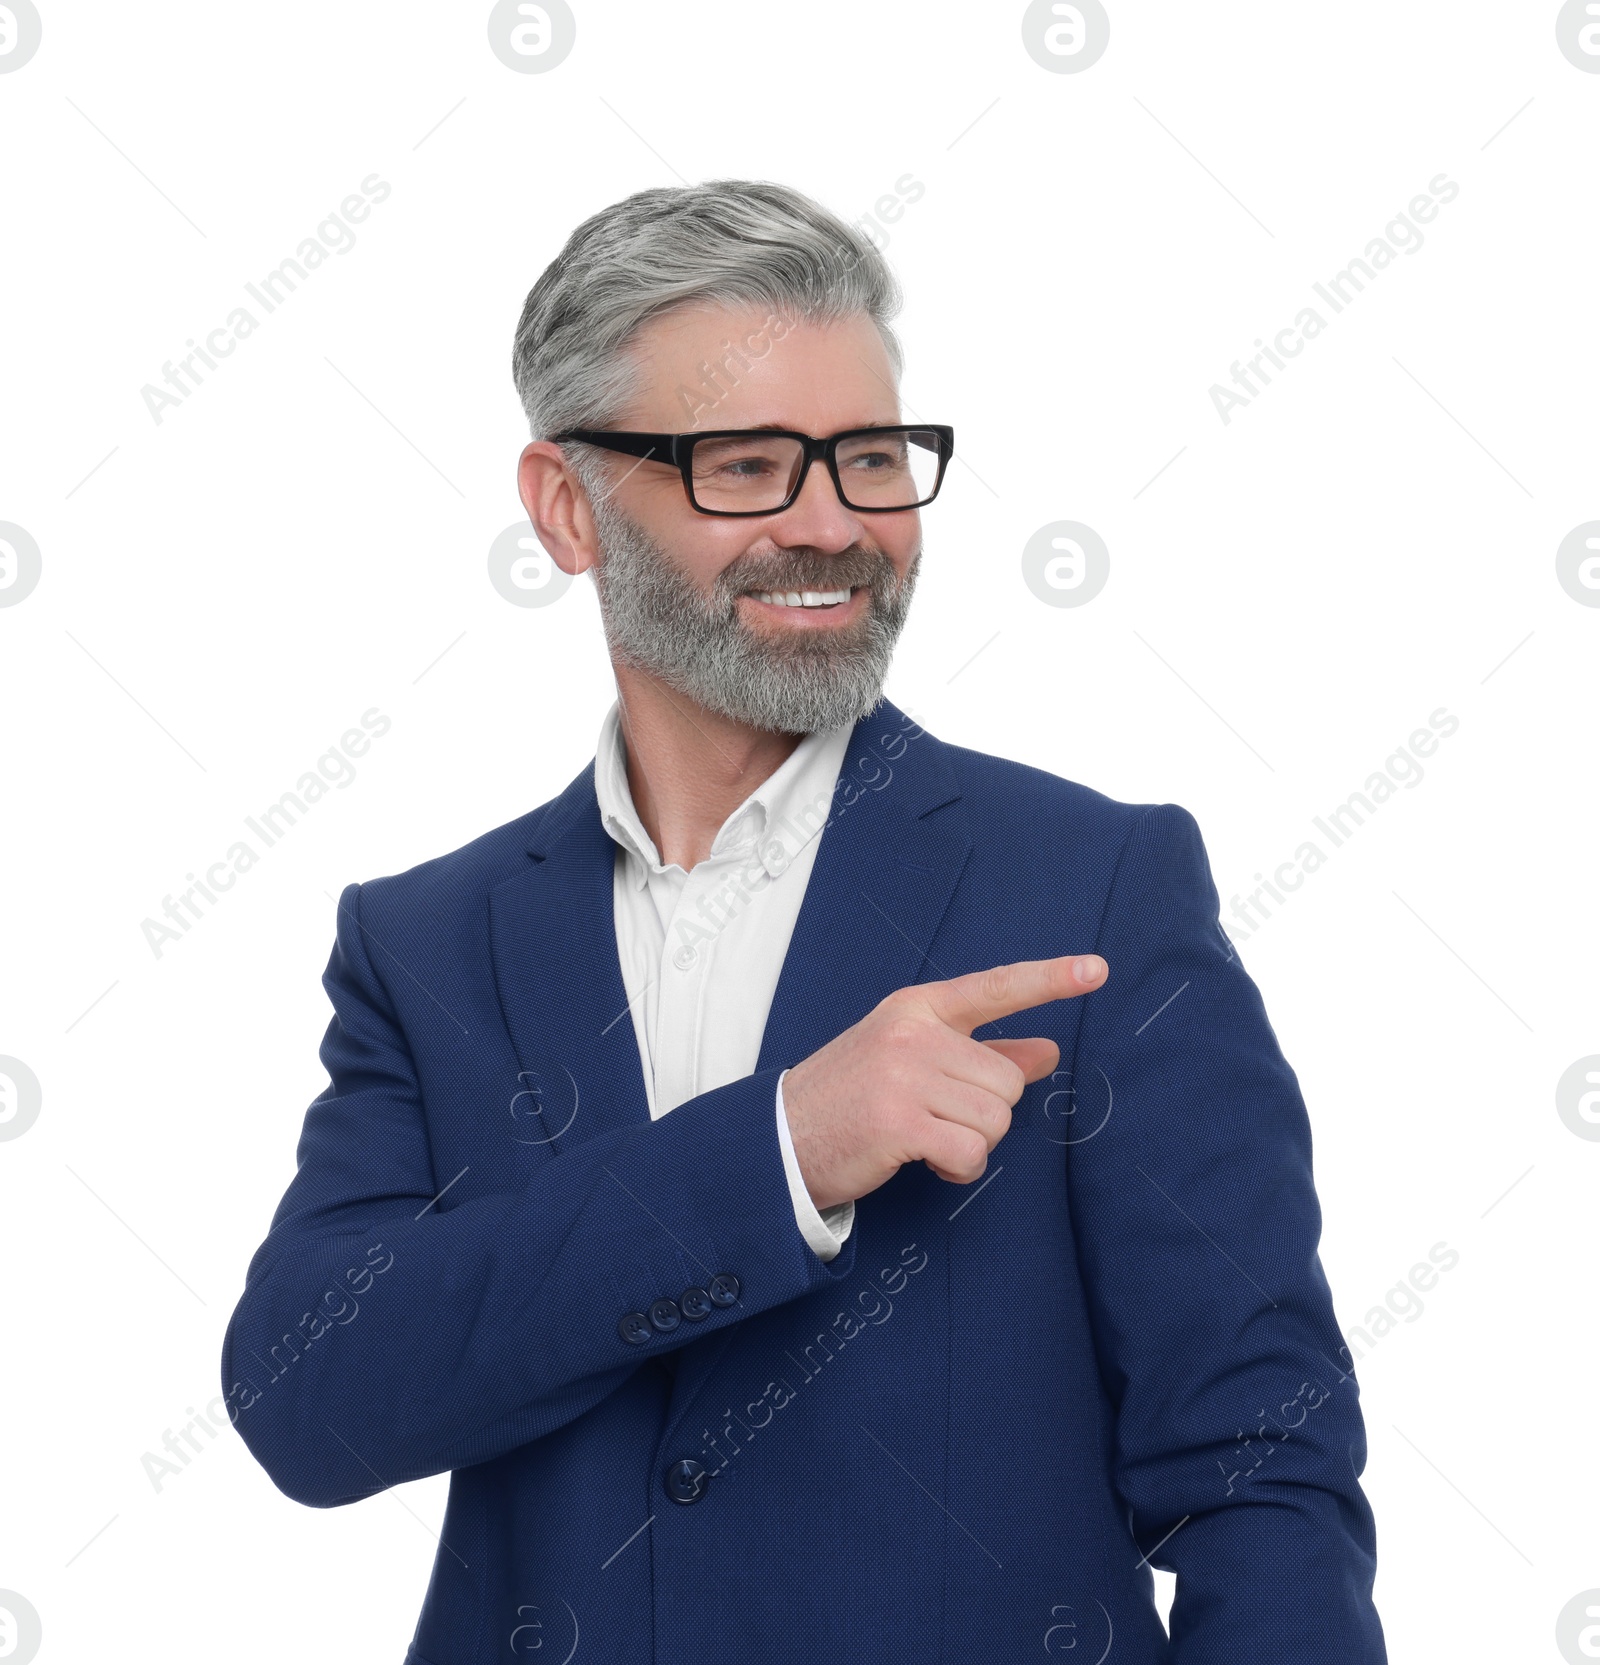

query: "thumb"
left=979, top=1035, right=1061, bottom=1084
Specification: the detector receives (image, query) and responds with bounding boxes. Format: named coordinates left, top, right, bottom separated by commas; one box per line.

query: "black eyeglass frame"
left=548, top=424, right=955, bottom=517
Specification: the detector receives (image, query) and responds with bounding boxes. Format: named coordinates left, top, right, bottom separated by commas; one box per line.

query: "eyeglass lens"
left=688, top=428, right=942, bottom=512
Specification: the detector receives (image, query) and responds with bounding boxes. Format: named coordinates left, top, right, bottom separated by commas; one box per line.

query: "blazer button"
left=707, top=1272, right=740, bottom=1308
left=664, top=1457, right=709, bottom=1504
left=618, top=1312, right=652, bottom=1346
left=648, top=1296, right=681, bottom=1333
left=679, top=1286, right=712, bottom=1320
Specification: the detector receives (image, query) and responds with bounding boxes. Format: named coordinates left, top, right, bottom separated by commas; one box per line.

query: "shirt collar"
left=594, top=695, right=857, bottom=890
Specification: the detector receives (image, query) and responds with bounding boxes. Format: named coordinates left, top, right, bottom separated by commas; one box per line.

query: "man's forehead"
left=625, top=304, right=899, bottom=428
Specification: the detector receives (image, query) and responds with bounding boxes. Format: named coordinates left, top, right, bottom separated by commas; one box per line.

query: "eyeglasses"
left=549, top=424, right=955, bottom=517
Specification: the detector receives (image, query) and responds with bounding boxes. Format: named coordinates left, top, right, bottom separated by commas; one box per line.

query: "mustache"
left=714, top=548, right=901, bottom=599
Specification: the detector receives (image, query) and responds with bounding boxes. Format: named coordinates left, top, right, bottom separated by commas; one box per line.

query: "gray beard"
left=586, top=491, right=919, bottom=736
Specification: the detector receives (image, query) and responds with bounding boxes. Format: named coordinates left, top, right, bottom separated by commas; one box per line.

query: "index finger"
left=909, top=955, right=1107, bottom=1036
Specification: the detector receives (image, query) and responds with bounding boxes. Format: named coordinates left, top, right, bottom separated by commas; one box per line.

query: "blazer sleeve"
left=219, top=880, right=859, bottom=1509
left=1064, top=803, right=1386, bottom=1663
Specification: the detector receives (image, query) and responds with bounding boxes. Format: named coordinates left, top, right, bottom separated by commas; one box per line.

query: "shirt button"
left=671, top=945, right=697, bottom=970
left=664, top=1457, right=710, bottom=1504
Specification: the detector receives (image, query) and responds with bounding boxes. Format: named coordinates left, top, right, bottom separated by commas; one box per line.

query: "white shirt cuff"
left=775, top=1066, right=854, bottom=1263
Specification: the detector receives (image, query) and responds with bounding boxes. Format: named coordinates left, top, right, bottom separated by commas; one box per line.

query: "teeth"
left=750, top=587, right=853, bottom=608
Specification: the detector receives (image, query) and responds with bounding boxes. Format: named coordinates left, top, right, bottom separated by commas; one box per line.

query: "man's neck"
left=612, top=664, right=805, bottom=873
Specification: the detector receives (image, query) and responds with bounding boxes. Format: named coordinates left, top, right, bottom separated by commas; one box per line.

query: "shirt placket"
left=652, top=808, right=763, bottom=1115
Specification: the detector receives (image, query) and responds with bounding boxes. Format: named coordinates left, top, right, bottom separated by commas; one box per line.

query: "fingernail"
left=1075, top=956, right=1104, bottom=983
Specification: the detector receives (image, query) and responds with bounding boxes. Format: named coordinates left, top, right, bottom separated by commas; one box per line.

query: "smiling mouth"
left=742, top=584, right=861, bottom=610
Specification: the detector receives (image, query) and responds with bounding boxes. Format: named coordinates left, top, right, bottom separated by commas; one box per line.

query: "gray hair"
left=511, top=179, right=905, bottom=506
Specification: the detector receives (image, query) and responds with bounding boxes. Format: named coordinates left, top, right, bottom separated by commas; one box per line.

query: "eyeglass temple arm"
left=549, top=430, right=674, bottom=463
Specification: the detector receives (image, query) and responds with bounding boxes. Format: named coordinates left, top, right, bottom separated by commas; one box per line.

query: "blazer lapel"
left=754, top=697, right=972, bottom=1077
left=488, top=760, right=652, bottom=1152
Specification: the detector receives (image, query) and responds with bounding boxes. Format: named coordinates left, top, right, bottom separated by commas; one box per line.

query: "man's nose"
left=765, top=452, right=865, bottom=549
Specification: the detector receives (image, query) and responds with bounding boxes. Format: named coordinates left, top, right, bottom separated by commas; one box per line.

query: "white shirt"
left=593, top=697, right=857, bottom=1262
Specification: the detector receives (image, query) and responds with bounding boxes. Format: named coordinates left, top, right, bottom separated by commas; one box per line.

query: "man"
left=223, top=179, right=1386, bottom=1663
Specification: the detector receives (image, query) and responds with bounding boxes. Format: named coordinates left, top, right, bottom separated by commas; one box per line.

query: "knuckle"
left=886, top=1100, right=924, bottom=1147
left=959, top=1086, right=997, bottom=1131
left=956, top=1130, right=988, bottom=1174
left=880, top=1014, right=926, bottom=1052
left=976, top=964, right=1013, bottom=1009
left=929, top=1122, right=977, bottom=1170
left=979, top=1101, right=1012, bottom=1145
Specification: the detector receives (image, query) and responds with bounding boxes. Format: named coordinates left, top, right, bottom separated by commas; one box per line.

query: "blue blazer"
left=222, top=698, right=1385, bottom=1664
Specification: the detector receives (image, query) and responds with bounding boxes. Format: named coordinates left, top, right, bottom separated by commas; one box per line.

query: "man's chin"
left=683, top=656, right=888, bottom=737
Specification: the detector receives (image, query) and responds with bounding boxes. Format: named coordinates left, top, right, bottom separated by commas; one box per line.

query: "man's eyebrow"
left=737, top=420, right=901, bottom=432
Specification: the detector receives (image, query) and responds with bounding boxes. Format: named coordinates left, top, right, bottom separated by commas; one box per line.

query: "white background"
left=2, top=3, right=1597, bottom=1661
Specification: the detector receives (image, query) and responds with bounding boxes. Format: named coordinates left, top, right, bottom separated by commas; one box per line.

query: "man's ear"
left=517, top=440, right=598, bottom=578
